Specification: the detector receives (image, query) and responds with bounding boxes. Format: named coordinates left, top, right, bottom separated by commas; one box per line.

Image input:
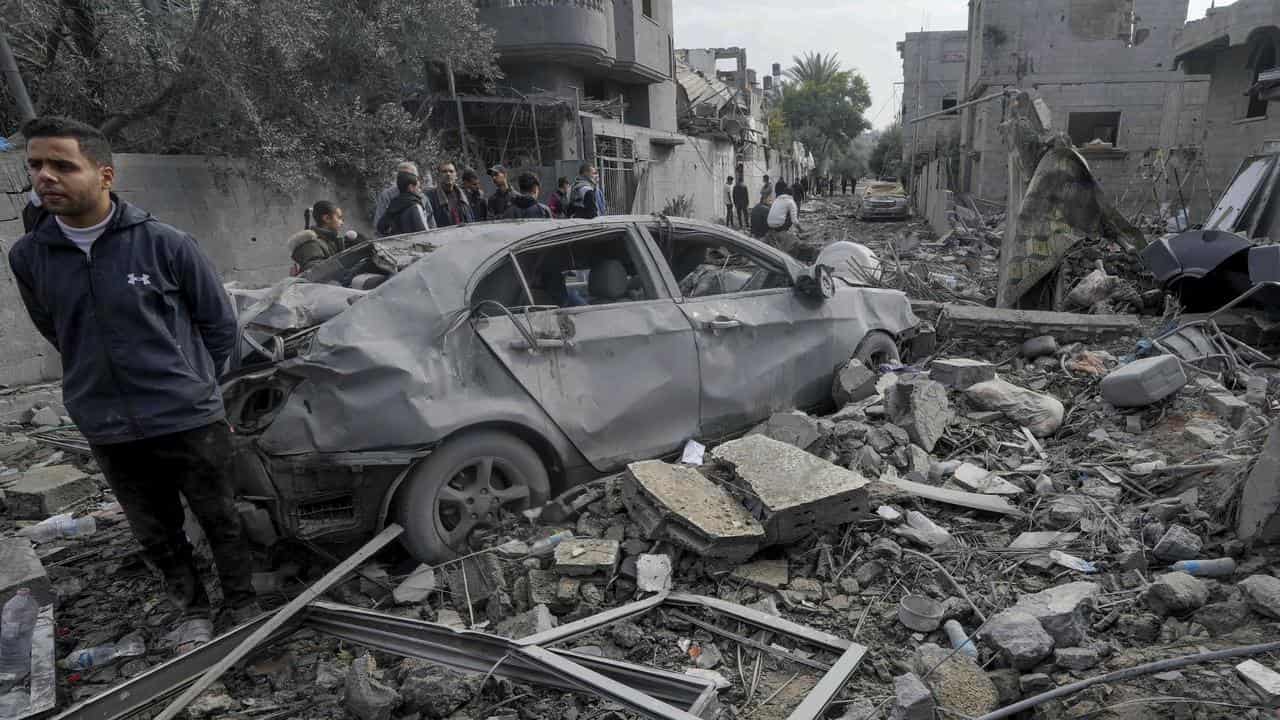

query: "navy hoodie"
left=7, top=196, right=237, bottom=445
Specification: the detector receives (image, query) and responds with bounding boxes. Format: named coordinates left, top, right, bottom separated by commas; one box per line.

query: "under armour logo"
left=127, top=273, right=151, bottom=286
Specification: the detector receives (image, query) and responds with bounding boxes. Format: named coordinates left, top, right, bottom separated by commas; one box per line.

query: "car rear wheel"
left=396, top=430, right=550, bottom=563
left=854, top=331, right=900, bottom=369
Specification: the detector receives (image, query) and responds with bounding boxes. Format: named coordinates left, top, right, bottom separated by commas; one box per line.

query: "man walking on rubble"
left=7, top=117, right=259, bottom=654
left=426, top=161, right=473, bottom=227
left=766, top=181, right=802, bottom=256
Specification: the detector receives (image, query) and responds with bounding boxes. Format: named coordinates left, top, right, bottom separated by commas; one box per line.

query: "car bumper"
left=860, top=205, right=911, bottom=219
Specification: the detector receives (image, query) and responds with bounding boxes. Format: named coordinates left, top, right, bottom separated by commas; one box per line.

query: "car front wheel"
left=396, top=430, right=550, bottom=563
left=854, top=331, right=901, bottom=369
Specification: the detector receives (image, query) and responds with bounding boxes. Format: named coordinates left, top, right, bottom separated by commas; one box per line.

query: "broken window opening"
left=642, top=0, right=653, bottom=19
left=1067, top=111, right=1122, bottom=148
left=1248, top=38, right=1278, bottom=120
left=648, top=227, right=793, bottom=298
left=942, top=98, right=959, bottom=115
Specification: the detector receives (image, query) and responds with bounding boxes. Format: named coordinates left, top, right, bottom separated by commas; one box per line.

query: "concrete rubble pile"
left=3, top=196, right=1280, bottom=720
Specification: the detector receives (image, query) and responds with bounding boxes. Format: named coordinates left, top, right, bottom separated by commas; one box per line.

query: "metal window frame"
left=50, top=591, right=866, bottom=720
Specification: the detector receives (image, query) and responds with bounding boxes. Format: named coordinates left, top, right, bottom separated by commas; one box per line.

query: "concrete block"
left=635, top=554, right=672, bottom=593
left=1054, top=646, right=1100, bottom=670
left=0, top=537, right=54, bottom=610
left=930, top=358, right=997, bottom=389
left=712, top=435, right=869, bottom=545
left=554, top=539, right=620, bottom=577
left=1013, top=582, right=1100, bottom=648
left=1236, top=660, right=1280, bottom=707
left=1240, top=574, right=1280, bottom=620
left=444, top=554, right=506, bottom=612
left=833, top=362, right=879, bottom=406
left=392, top=565, right=437, bottom=605
left=938, top=304, right=1141, bottom=343
left=1100, top=356, right=1187, bottom=408
left=622, top=460, right=764, bottom=561
left=1205, top=392, right=1251, bottom=428
left=494, top=604, right=557, bottom=640
left=1145, top=572, right=1208, bottom=616
left=748, top=410, right=825, bottom=450
left=893, top=673, right=935, bottom=720
left=884, top=376, right=951, bottom=452
left=1152, top=524, right=1202, bottom=562
left=6, top=465, right=95, bottom=520
left=981, top=610, right=1054, bottom=670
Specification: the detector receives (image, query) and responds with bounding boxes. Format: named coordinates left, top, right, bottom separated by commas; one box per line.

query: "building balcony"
left=476, top=0, right=616, bottom=69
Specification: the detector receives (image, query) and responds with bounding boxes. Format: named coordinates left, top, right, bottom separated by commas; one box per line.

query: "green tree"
left=869, top=123, right=904, bottom=178
left=779, top=70, right=871, bottom=160
left=786, top=52, right=844, bottom=86
left=1, top=0, right=499, bottom=193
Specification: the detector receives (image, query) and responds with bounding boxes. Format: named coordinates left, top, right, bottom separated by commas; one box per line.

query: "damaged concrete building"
left=1174, top=0, right=1280, bottom=238
left=932, top=0, right=1210, bottom=218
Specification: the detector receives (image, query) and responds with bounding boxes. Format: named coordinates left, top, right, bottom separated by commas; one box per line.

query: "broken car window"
left=650, top=228, right=792, bottom=298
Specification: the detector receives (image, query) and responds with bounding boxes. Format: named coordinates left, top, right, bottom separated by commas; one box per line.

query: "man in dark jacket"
left=461, top=169, right=489, bottom=222
left=750, top=187, right=773, bottom=239
left=568, top=164, right=600, bottom=219
left=487, top=164, right=514, bottom=218
left=7, top=117, right=257, bottom=649
left=732, top=177, right=750, bottom=231
left=426, top=161, right=473, bottom=227
left=503, top=173, right=553, bottom=219
left=377, top=172, right=430, bottom=236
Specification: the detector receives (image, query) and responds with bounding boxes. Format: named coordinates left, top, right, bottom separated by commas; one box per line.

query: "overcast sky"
left=673, top=0, right=1232, bottom=130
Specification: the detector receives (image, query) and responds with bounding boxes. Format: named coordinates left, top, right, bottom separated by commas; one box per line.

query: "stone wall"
left=0, top=152, right=368, bottom=388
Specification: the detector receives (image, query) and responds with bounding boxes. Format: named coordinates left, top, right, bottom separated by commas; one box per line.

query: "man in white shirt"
left=764, top=183, right=802, bottom=256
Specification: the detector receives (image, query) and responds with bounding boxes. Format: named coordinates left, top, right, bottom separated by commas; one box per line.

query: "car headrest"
left=588, top=259, right=629, bottom=300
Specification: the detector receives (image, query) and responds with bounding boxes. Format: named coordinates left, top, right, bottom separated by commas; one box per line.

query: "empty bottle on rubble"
left=0, top=589, right=39, bottom=679
left=1169, top=558, right=1237, bottom=577
left=943, top=620, right=978, bottom=659
left=17, top=514, right=96, bottom=543
left=528, top=530, right=574, bottom=557
left=58, top=631, right=145, bottom=672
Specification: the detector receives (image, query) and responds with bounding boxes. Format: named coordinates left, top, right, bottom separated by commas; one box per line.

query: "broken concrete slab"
left=622, top=460, right=764, bottom=562
left=1099, top=355, right=1187, bottom=408
left=444, top=554, right=506, bottom=612
left=965, top=377, right=1064, bottom=438
left=930, top=358, right=997, bottom=390
left=1205, top=392, right=1251, bottom=429
left=833, top=362, right=879, bottom=407
left=712, top=435, right=869, bottom=545
left=1236, top=660, right=1280, bottom=707
left=730, top=558, right=789, bottom=590
left=1238, top=421, right=1280, bottom=544
left=392, top=565, right=437, bottom=605
left=884, top=376, right=951, bottom=452
left=748, top=410, right=826, bottom=451
left=6, top=465, right=95, bottom=520
left=1145, top=572, right=1208, bottom=616
left=1239, top=575, right=1280, bottom=620
left=913, top=643, right=998, bottom=716
left=1012, top=582, right=1099, bottom=648
left=872, top=474, right=1024, bottom=517
left=554, top=539, right=620, bottom=577
left=981, top=610, right=1054, bottom=670
left=494, top=604, right=557, bottom=639
left=1152, top=524, right=1203, bottom=562
left=0, top=537, right=53, bottom=607
left=399, top=662, right=480, bottom=718
left=1193, top=601, right=1252, bottom=636
left=635, top=554, right=672, bottom=593
left=938, top=304, right=1141, bottom=344
left=1054, top=646, right=1100, bottom=671
left=951, top=463, right=1023, bottom=496
left=893, top=672, right=935, bottom=720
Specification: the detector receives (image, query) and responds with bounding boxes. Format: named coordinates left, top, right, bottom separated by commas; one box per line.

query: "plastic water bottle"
left=0, top=590, right=39, bottom=679
left=58, top=631, right=145, bottom=671
left=943, top=620, right=978, bottom=659
left=528, top=530, right=574, bottom=557
left=17, top=514, right=96, bottom=543
left=1169, top=558, right=1237, bottom=577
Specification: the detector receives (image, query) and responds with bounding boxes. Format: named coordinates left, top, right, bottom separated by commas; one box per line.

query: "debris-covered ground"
left=3, top=196, right=1280, bottom=720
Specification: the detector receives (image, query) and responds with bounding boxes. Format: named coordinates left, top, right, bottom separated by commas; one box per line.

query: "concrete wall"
left=0, top=152, right=366, bottom=388
left=478, top=0, right=616, bottom=67
left=900, top=31, right=968, bottom=164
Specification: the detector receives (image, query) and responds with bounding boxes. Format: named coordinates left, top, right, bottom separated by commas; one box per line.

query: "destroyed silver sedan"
left=222, top=217, right=919, bottom=562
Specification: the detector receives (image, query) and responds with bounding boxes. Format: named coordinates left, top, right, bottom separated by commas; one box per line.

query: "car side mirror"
left=796, top=264, right=835, bottom=300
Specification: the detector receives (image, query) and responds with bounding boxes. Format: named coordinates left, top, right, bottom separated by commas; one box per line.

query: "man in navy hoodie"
left=7, top=117, right=258, bottom=651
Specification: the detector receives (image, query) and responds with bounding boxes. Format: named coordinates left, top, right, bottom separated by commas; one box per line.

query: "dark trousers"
left=725, top=205, right=735, bottom=228
left=91, top=421, right=254, bottom=617
left=735, top=205, right=748, bottom=229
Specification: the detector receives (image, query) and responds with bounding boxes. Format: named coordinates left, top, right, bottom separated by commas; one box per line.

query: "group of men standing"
left=371, top=161, right=607, bottom=236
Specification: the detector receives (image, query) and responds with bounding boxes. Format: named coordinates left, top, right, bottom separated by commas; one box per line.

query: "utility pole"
left=446, top=59, right=470, bottom=166
left=0, top=30, right=35, bottom=123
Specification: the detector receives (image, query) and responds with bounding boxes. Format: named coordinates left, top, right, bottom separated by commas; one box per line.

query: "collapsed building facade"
left=904, top=0, right=1211, bottom=230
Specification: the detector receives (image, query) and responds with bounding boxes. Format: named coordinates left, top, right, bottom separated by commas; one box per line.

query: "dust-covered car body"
left=856, top=181, right=911, bottom=220
left=223, top=217, right=919, bottom=561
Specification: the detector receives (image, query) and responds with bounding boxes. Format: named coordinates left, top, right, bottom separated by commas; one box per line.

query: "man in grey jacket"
left=7, top=117, right=258, bottom=651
